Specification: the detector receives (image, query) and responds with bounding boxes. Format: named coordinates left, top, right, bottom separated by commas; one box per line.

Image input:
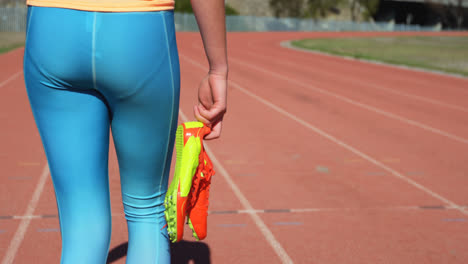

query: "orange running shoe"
left=164, top=122, right=209, bottom=242
left=186, top=134, right=215, bottom=240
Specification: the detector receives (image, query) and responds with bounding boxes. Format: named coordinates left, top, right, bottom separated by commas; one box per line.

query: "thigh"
left=104, top=12, right=180, bottom=264
left=24, top=76, right=113, bottom=263
left=24, top=7, right=113, bottom=262
left=100, top=11, right=180, bottom=225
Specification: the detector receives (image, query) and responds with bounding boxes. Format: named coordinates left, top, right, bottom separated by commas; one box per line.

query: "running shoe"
left=187, top=147, right=215, bottom=241
left=164, top=122, right=208, bottom=242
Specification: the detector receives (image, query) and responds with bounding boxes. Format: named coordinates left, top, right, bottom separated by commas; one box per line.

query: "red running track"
left=1, top=32, right=468, bottom=264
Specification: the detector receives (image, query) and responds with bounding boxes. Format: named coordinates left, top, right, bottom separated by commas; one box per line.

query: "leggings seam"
left=91, top=12, right=97, bottom=90
left=159, top=12, right=175, bottom=199
left=158, top=15, right=175, bottom=263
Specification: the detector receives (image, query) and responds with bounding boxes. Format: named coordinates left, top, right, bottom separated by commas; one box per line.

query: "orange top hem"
left=27, top=0, right=175, bottom=12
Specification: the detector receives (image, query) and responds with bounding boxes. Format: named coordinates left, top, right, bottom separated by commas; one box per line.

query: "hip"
left=23, top=6, right=180, bottom=93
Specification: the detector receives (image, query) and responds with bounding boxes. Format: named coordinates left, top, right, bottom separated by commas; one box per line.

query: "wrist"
left=209, top=66, right=229, bottom=78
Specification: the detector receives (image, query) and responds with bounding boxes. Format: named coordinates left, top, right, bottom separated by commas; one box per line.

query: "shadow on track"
left=106, top=240, right=211, bottom=264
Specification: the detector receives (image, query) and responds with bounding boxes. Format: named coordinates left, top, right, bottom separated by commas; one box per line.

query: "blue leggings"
left=23, top=6, right=180, bottom=264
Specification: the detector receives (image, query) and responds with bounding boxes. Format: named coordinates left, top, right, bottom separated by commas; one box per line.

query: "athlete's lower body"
left=23, top=6, right=180, bottom=264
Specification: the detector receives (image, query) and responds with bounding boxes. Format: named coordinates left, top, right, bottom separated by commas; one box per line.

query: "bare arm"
left=191, top=0, right=228, bottom=140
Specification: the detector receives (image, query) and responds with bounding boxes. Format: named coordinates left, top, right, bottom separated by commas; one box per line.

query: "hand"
left=193, top=72, right=227, bottom=140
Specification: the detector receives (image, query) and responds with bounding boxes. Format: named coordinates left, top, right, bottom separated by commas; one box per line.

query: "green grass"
left=291, top=36, right=468, bottom=77
left=0, top=32, right=25, bottom=54
left=0, top=43, right=24, bottom=54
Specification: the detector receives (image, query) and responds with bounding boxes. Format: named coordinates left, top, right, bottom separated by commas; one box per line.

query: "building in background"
left=375, top=0, right=468, bottom=29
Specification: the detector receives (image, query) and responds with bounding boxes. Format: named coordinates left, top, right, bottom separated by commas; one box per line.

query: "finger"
left=204, top=120, right=222, bottom=140
left=198, top=107, right=223, bottom=128
left=198, top=76, right=214, bottom=109
left=193, top=105, right=210, bottom=125
left=198, top=89, right=214, bottom=109
left=197, top=103, right=226, bottom=123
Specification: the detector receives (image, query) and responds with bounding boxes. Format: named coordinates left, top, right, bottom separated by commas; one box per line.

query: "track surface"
left=1, top=31, right=468, bottom=264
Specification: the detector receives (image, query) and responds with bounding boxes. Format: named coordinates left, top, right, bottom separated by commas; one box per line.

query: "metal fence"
left=175, top=13, right=441, bottom=32
left=0, top=7, right=27, bottom=32
left=1, top=7, right=441, bottom=32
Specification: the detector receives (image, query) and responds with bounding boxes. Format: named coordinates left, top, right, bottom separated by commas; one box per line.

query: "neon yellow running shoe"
left=164, top=122, right=209, bottom=242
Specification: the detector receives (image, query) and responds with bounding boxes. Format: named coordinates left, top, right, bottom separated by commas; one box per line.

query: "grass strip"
left=291, top=36, right=468, bottom=77
left=0, top=43, right=24, bottom=54
left=0, top=32, right=26, bottom=54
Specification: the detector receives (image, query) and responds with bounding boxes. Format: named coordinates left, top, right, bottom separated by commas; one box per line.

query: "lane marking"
left=3, top=204, right=468, bottom=223
left=4, top=213, right=126, bottom=220
left=289, top=206, right=418, bottom=213
left=0, top=71, right=22, bottom=89
left=179, top=53, right=468, bottom=220
left=42, top=214, right=57, bottom=218
left=232, top=80, right=468, bottom=214
left=227, top=56, right=468, bottom=144
left=2, top=163, right=49, bottom=264
left=442, top=218, right=467, bottom=222
left=179, top=110, right=294, bottom=264
left=315, top=166, right=329, bottom=174
left=209, top=210, right=240, bottom=215
left=244, top=49, right=468, bottom=113
left=12, top=215, right=41, bottom=220
left=264, top=209, right=290, bottom=213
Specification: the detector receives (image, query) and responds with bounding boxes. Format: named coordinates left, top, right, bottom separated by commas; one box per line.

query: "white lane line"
left=7, top=204, right=467, bottom=221
left=243, top=50, right=468, bottom=114
left=8, top=213, right=127, bottom=219
left=8, top=204, right=467, bottom=219
left=11, top=215, right=42, bottom=220
left=237, top=206, right=422, bottom=214
left=289, top=206, right=423, bottom=213
left=228, top=80, right=468, bottom=216
left=0, top=71, right=22, bottom=88
left=2, top=163, right=50, bottom=264
left=228, top=56, right=468, bottom=145
left=179, top=110, right=294, bottom=264
left=179, top=53, right=468, bottom=219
